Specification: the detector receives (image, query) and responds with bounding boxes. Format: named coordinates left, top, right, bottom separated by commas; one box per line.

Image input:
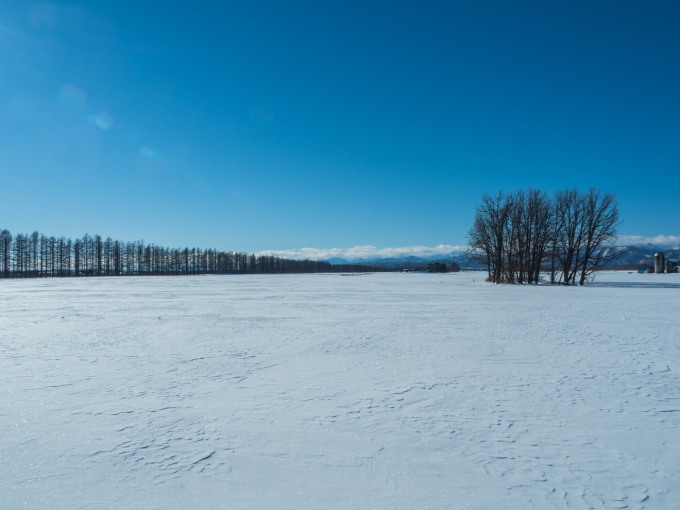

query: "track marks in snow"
left=1, top=272, right=679, bottom=509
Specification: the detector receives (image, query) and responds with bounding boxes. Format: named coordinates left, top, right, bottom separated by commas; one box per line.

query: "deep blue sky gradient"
left=1, top=1, right=678, bottom=252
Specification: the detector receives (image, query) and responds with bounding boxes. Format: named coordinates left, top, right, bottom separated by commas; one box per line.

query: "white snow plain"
left=1, top=271, right=679, bottom=509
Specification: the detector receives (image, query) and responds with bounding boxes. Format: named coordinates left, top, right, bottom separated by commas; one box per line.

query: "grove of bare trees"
left=468, top=188, right=620, bottom=285
left=0, top=230, right=378, bottom=278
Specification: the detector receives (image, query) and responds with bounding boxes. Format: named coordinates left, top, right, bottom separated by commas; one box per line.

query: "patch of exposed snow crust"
left=1, top=271, right=679, bottom=508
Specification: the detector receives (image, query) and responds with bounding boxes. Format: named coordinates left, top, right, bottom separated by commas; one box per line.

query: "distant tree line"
left=468, top=188, right=620, bottom=285
left=426, top=262, right=459, bottom=273
left=366, top=260, right=460, bottom=272
left=0, top=229, right=380, bottom=278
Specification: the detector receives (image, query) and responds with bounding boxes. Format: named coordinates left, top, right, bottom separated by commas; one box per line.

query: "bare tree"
left=74, top=239, right=82, bottom=276
left=469, top=188, right=620, bottom=285
left=0, top=230, right=11, bottom=278
left=553, top=189, right=586, bottom=284
left=468, top=192, right=514, bottom=283
left=577, top=188, right=620, bottom=285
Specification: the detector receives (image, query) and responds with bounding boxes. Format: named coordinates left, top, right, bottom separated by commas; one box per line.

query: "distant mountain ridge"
left=326, top=250, right=478, bottom=268
left=607, top=244, right=680, bottom=266
left=325, top=244, right=680, bottom=268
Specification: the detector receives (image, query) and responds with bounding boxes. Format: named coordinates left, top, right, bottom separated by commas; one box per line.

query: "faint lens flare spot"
left=140, top=145, right=161, bottom=161
left=59, top=84, right=87, bottom=109
left=88, top=112, right=114, bottom=130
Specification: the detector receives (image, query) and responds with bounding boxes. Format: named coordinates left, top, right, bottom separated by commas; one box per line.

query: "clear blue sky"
left=1, top=1, right=678, bottom=253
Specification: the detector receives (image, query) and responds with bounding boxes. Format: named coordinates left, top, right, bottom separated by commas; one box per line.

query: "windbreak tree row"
left=0, top=231, right=377, bottom=278
left=468, top=188, right=620, bottom=285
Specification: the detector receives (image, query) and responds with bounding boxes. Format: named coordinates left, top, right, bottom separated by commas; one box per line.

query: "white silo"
left=654, top=252, right=665, bottom=274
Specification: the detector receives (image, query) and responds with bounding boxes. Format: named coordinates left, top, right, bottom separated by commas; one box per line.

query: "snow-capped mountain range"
left=325, top=244, right=679, bottom=267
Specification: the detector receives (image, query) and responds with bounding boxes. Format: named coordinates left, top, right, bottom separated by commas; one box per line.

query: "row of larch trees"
left=0, top=230, right=378, bottom=278
left=468, top=188, right=620, bottom=285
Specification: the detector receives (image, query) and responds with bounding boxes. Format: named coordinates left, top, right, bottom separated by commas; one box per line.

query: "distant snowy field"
left=1, top=271, right=679, bottom=509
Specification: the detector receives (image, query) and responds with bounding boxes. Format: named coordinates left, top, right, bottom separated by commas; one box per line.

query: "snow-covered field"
left=1, top=271, right=679, bottom=509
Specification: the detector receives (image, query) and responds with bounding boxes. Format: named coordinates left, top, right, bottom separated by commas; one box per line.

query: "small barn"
left=653, top=252, right=679, bottom=273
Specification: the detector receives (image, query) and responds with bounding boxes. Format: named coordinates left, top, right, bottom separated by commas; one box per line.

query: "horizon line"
left=258, top=235, right=680, bottom=261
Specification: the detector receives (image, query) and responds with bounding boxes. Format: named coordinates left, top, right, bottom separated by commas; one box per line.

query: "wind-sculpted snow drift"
left=1, top=272, right=678, bottom=509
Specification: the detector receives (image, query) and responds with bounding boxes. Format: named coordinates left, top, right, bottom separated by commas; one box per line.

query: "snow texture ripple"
left=1, top=272, right=679, bottom=509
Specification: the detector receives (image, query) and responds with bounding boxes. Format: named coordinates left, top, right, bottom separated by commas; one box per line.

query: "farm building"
left=654, top=252, right=679, bottom=273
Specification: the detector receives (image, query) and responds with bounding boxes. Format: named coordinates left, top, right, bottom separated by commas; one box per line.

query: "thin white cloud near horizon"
left=616, top=234, right=680, bottom=247
left=257, top=244, right=469, bottom=261
left=257, top=235, right=679, bottom=261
